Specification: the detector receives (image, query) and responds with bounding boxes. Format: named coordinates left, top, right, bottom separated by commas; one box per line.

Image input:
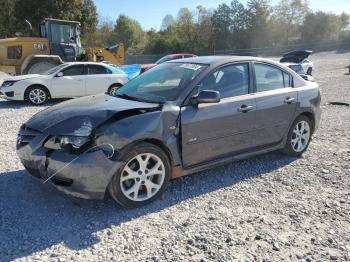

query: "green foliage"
left=0, top=0, right=16, bottom=38
left=113, top=15, right=147, bottom=54
left=302, top=11, right=350, bottom=42
left=0, top=0, right=97, bottom=45
left=1, top=0, right=349, bottom=55
left=80, top=0, right=98, bottom=45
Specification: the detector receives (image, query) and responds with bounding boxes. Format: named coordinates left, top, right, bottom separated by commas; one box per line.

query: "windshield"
left=42, top=64, right=68, bottom=75
left=156, top=55, right=172, bottom=64
left=50, top=23, right=79, bottom=45
left=114, top=63, right=207, bottom=103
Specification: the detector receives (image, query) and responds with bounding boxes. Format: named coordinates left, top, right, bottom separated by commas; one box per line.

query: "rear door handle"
left=238, top=105, right=254, bottom=113
left=284, top=97, right=296, bottom=104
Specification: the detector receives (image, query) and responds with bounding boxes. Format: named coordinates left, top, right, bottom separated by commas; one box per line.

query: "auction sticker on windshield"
left=180, top=64, right=203, bottom=70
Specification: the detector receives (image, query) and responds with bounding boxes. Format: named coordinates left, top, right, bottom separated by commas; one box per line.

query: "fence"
left=125, top=39, right=350, bottom=64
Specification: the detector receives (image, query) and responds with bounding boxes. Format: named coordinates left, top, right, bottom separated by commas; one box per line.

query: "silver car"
left=17, top=56, right=321, bottom=207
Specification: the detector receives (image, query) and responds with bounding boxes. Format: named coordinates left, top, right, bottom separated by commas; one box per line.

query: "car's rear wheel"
left=25, top=86, right=50, bottom=105
left=108, top=143, right=171, bottom=207
left=281, top=115, right=312, bottom=156
left=108, top=83, right=122, bottom=95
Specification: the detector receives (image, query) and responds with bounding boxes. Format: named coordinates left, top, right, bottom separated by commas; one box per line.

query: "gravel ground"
left=0, top=51, right=349, bottom=262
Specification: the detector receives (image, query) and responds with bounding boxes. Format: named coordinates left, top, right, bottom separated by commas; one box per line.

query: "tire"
left=27, top=62, right=56, bottom=75
left=281, top=115, right=313, bottom=156
left=25, top=86, right=50, bottom=105
left=108, top=142, right=171, bottom=207
left=306, top=67, right=312, bottom=75
left=108, top=83, right=122, bottom=95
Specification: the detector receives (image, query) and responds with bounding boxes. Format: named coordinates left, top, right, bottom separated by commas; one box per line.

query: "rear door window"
left=254, top=63, right=286, bottom=92
left=88, top=65, right=110, bottom=75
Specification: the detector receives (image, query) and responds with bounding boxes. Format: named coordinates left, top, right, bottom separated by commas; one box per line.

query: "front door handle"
left=284, top=97, right=295, bottom=104
left=238, top=105, right=254, bottom=113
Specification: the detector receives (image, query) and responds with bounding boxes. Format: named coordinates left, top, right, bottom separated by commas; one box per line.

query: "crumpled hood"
left=4, top=74, right=42, bottom=81
left=26, top=94, right=160, bottom=135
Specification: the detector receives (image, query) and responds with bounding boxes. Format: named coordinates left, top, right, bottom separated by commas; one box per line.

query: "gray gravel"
left=0, top=51, right=350, bottom=262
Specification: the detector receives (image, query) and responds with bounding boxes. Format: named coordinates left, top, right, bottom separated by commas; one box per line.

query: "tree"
left=80, top=0, right=98, bottom=45
left=230, top=0, right=248, bottom=48
left=301, top=11, right=349, bottom=42
left=195, top=6, right=214, bottom=51
left=176, top=8, right=197, bottom=51
left=13, top=0, right=57, bottom=35
left=0, top=0, right=16, bottom=38
left=160, top=14, right=175, bottom=31
left=246, top=0, right=271, bottom=47
left=93, top=16, right=115, bottom=46
left=272, top=0, right=310, bottom=44
left=211, top=3, right=233, bottom=50
left=113, top=15, right=148, bottom=54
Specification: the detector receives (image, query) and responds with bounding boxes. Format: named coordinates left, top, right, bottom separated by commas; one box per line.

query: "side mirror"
left=191, top=90, right=220, bottom=105
left=56, top=72, right=63, bottom=77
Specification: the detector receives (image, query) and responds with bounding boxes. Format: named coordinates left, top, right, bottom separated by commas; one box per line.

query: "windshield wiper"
left=115, top=94, right=145, bottom=102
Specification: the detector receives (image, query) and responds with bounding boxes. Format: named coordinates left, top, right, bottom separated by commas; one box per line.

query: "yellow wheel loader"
left=0, top=18, right=124, bottom=75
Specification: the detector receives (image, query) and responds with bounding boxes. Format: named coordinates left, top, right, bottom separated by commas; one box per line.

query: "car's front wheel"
left=108, top=83, right=122, bottom=96
left=108, top=143, right=171, bottom=207
left=25, top=86, right=50, bottom=105
left=281, top=115, right=313, bottom=156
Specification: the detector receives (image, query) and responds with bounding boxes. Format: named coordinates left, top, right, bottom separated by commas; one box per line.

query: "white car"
left=280, top=50, right=314, bottom=75
left=0, top=62, right=128, bottom=105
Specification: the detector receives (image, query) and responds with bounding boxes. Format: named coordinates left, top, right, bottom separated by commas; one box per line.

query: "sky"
left=95, top=0, right=350, bottom=30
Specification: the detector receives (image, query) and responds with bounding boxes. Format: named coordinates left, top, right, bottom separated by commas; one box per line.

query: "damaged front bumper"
left=16, top=126, right=122, bottom=199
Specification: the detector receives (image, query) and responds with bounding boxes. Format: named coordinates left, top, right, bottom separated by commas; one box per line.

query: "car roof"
left=170, top=53, right=196, bottom=57
left=167, top=55, right=278, bottom=65
left=62, top=62, right=108, bottom=66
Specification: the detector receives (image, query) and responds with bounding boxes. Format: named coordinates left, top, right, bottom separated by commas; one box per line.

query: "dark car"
left=17, top=56, right=321, bottom=207
left=141, top=53, right=197, bottom=73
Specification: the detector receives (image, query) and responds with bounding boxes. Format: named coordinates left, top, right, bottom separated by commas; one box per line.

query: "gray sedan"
left=16, top=56, right=321, bottom=207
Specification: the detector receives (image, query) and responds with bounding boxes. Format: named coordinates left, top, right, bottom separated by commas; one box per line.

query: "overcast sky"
left=95, top=0, right=350, bottom=30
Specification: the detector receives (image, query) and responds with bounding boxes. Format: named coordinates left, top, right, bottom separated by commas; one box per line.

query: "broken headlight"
left=44, top=119, right=93, bottom=151
left=58, top=136, right=90, bottom=149
left=59, top=119, right=93, bottom=149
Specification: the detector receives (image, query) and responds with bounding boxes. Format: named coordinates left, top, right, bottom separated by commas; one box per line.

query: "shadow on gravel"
left=0, top=99, right=69, bottom=109
left=0, top=152, right=296, bottom=261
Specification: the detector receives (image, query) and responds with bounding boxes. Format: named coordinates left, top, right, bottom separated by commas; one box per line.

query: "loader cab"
left=39, top=18, right=84, bottom=62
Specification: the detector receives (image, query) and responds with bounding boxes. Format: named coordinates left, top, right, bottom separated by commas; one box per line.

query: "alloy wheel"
left=29, top=89, right=46, bottom=105
left=109, top=87, right=119, bottom=95
left=120, top=153, right=165, bottom=202
left=291, top=120, right=311, bottom=153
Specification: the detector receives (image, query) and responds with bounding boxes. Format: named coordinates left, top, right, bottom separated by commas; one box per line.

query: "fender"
left=21, top=54, right=63, bottom=75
